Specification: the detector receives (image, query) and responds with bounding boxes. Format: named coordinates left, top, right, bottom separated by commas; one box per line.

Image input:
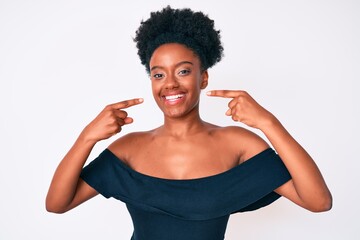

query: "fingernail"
left=139, top=98, right=144, bottom=102
left=206, top=91, right=211, bottom=96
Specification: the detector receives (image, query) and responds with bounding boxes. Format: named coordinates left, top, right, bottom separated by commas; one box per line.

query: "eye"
left=178, top=69, right=191, bottom=76
left=152, top=73, right=164, bottom=80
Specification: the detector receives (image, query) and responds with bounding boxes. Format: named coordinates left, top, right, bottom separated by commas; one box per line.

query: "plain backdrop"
left=1, top=0, right=359, bottom=239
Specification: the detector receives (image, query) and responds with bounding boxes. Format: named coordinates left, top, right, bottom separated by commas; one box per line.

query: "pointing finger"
left=206, top=90, right=244, bottom=98
left=110, top=98, right=144, bottom=109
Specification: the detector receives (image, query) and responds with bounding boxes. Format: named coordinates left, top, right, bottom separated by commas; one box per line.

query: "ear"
left=200, top=70, right=209, bottom=89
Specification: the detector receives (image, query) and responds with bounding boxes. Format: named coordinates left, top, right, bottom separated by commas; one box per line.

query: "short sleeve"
left=233, top=150, right=292, bottom=213
left=80, top=150, right=115, bottom=198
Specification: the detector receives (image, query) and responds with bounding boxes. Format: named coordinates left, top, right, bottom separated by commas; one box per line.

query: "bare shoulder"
left=107, top=130, right=154, bottom=161
left=216, top=126, right=270, bottom=163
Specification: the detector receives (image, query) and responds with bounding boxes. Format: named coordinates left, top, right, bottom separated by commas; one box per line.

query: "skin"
left=46, top=43, right=332, bottom=214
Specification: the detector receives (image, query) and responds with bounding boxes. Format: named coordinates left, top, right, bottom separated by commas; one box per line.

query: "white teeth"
left=165, top=94, right=184, bottom=100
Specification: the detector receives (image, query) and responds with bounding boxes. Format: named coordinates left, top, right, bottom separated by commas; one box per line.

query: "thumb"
left=123, top=117, right=134, bottom=125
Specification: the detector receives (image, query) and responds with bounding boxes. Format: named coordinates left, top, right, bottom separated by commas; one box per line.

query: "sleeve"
left=80, top=150, right=115, bottom=199
left=233, top=149, right=292, bottom=213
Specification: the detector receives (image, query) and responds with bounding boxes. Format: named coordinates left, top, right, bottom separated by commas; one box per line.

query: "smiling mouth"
left=164, top=94, right=185, bottom=100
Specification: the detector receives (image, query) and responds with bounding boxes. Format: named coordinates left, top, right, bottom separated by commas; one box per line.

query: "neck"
left=160, top=109, right=206, bottom=137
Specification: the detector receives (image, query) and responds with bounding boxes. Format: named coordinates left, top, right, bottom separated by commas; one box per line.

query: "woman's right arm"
left=45, top=98, right=143, bottom=213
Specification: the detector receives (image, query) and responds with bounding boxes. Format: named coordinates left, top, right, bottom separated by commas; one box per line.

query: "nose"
left=164, top=73, right=179, bottom=89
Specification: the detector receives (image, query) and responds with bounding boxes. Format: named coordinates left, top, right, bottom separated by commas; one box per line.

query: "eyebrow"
left=150, top=61, right=194, bottom=72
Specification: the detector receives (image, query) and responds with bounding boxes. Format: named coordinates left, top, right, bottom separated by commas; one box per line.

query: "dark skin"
left=46, top=43, right=332, bottom=214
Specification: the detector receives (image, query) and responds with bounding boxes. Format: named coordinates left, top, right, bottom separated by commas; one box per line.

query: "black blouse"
left=80, top=148, right=291, bottom=240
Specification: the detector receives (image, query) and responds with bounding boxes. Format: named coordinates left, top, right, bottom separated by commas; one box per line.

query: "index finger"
left=206, top=90, right=243, bottom=98
left=110, top=98, right=144, bottom=109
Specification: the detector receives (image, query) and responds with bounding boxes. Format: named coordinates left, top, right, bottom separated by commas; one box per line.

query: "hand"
left=81, top=98, right=144, bottom=142
left=207, top=90, right=275, bottom=129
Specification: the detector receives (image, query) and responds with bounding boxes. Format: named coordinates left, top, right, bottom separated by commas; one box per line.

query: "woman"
left=46, top=6, right=332, bottom=240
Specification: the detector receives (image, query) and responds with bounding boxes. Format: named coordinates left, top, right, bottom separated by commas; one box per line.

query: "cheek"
left=151, top=82, right=161, bottom=98
left=194, top=77, right=204, bottom=90
left=151, top=86, right=156, bottom=97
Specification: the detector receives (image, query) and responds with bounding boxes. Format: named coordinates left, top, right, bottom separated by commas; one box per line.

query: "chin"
left=164, top=109, right=187, bottom=118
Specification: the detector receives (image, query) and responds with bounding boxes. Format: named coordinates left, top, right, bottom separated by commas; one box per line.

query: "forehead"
left=149, top=43, right=201, bottom=69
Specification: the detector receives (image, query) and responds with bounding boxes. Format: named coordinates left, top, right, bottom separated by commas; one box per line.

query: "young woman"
left=46, top=6, right=332, bottom=240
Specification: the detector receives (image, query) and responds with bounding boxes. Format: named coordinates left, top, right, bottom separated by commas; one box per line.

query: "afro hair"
left=134, top=6, right=224, bottom=73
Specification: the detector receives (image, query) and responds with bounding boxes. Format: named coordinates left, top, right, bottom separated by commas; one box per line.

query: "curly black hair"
left=134, top=6, right=224, bottom=73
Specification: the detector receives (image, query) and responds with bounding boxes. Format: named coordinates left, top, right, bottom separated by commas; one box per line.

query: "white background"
left=1, top=0, right=359, bottom=239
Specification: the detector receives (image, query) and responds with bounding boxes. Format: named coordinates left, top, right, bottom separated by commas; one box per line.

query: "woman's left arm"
left=207, top=90, right=332, bottom=212
left=260, top=117, right=332, bottom=212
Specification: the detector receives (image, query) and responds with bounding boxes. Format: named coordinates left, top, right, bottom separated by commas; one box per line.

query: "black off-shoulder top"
left=80, top=148, right=291, bottom=240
